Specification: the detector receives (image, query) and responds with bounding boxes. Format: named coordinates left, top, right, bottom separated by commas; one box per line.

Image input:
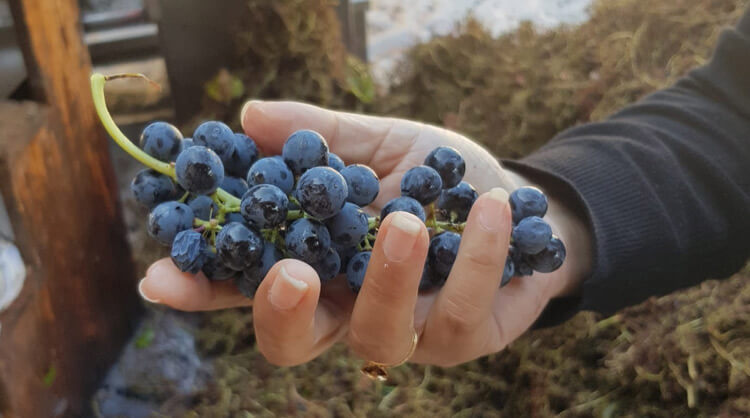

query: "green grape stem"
left=90, top=73, right=241, bottom=210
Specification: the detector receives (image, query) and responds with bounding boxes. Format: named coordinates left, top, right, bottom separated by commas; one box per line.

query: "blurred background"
left=0, top=0, right=748, bottom=416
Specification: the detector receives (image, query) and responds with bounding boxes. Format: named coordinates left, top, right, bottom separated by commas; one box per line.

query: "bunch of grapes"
left=129, top=119, right=566, bottom=298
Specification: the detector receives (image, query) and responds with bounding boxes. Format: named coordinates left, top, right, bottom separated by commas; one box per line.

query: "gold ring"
left=360, top=330, right=419, bottom=381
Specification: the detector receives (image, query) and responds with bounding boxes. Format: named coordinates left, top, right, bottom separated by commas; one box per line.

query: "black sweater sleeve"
left=504, top=8, right=750, bottom=326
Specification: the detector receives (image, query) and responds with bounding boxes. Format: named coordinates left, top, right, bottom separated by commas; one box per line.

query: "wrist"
left=503, top=168, right=593, bottom=300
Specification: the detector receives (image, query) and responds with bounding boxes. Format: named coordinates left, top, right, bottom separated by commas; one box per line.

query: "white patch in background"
left=367, top=0, right=592, bottom=84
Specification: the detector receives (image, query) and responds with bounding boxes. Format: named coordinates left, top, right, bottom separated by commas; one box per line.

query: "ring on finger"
left=360, top=329, right=419, bottom=381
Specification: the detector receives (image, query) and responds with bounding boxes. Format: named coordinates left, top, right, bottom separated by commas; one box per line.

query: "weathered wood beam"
left=0, top=0, right=142, bottom=416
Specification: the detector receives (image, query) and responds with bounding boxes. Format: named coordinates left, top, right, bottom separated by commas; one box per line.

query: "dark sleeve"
left=504, top=8, right=750, bottom=326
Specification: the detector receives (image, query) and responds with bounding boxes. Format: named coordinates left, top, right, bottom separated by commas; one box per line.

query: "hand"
left=138, top=101, right=592, bottom=367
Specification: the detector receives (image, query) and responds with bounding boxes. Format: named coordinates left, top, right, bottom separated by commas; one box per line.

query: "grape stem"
left=89, top=73, right=241, bottom=208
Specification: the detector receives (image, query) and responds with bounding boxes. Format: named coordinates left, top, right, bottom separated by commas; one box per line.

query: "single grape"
left=418, top=264, right=442, bottom=292
left=193, top=121, right=236, bottom=164
left=527, top=235, right=566, bottom=273
left=285, top=218, right=331, bottom=264
left=202, top=251, right=237, bottom=281
left=325, top=202, right=369, bottom=248
left=223, top=212, right=247, bottom=226
left=220, top=176, right=249, bottom=198
left=236, top=270, right=263, bottom=298
left=509, top=186, right=548, bottom=224
left=327, top=152, right=345, bottom=172
left=215, top=222, right=264, bottom=270
left=225, top=133, right=259, bottom=177
left=130, top=169, right=180, bottom=209
left=311, top=248, right=341, bottom=282
left=240, top=239, right=284, bottom=296
left=512, top=216, right=552, bottom=255
left=246, top=157, right=294, bottom=194
left=295, top=167, right=348, bottom=220
left=340, top=164, right=379, bottom=206
left=336, top=246, right=359, bottom=274
left=500, top=258, right=515, bottom=287
left=175, top=145, right=225, bottom=195
left=240, top=184, right=289, bottom=229
left=147, top=201, right=195, bottom=245
left=170, top=230, right=208, bottom=273
left=401, top=165, right=443, bottom=205
left=427, top=232, right=461, bottom=283
left=188, top=195, right=219, bottom=220
left=139, top=121, right=183, bottom=162
left=182, top=137, right=194, bottom=149
left=380, top=196, right=426, bottom=222
left=282, top=129, right=329, bottom=175
left=346, top=251, right=371, bottom=293
left=437, top=181, right=479, bottom=222
left=424, top=146, right=466, bottom=189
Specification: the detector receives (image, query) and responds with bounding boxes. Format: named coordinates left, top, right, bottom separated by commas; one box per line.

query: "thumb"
left=240, top=100, right=397, bottom=166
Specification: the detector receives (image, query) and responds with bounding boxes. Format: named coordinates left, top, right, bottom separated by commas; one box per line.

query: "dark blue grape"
left=346, top=251, right=371, bottom=293
left=336, top=246, right=359, bottom=274
left=510, top=246, right=533, bottom=276
left=340, top=164, right=379, bottom=206
left=527, top=235, right=566, bottom=273
left=175, top=145, right=225, bottom=195
left=295, top=167, right=348, bottom=220
left=240, top=240, right=284, bottom=296
left=225, top=133, right=259, bottom=177
left=246, top=157, right=294, bottom=194
left=327, top=152, right=345, bottom=172
left=325, top=202, right=369, bottom=248
left=223, top=212, right=247, bottom=226
left=401, top=165, right=443, bottom=205
left=427, top=232, right=461, bottom=282
left=182, top=138, right=195, bottom=149
left=130, top=169, right=180, bottom=209
left=380, top=196, right=426, bottom=222
left=193, top=121, right=235, bottom=164
left=512, top=216, right=552, bottom=255
left=188, top=195, right=219, bottom=220
left=236, top=270, right=263, bottom=298
left=419, top=264, right=442, bottom=292
left=311, top=248, right=341, bottom=282
left=282, top=129, right=329, bottom=175
left=501, top=258, right=515, bottom=287
left=437, top=181, right=479, bottom=222
left=170, top=230, right=208, bottom=273
left=139, top=121, right=183, bottom=162
left=220, top=176, right=249, bottom=198
left=147, top=201, right=195, bottom=245
left=285, top=218, right=331, bottom=264
left=215, top=222, right=264, bottom=270
left=424, top=146, right=465, bottom=189
left=240, top=184, right=289, bottom=229
left=509, top=186, right=548, bottom=224
left=202, top=251, right=237, bottom=281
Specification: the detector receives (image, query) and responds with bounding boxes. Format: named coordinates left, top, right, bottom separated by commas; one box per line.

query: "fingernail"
left=268, top=266, right=309, bottom=311
left=478, top=187, right=509, bottom=232
left=138, top=277, right=161, bottom=303
left=240, top=100, right=262, bottom=125
left=383, top=212, right=421, bottom=262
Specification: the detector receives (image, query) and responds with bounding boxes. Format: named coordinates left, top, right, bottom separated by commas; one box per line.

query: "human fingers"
left=240, top=100, right=421, bottom=172
left=138, top=258, right=251, bottom=311
left=253, top=259, right=347, bottom=366
left=418, top=188, right=512, bottom=364
left=347, top=211, right=429, bottom=364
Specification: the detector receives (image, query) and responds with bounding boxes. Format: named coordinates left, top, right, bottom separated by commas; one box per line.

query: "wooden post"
left=0, top=1, right=142, bottom=417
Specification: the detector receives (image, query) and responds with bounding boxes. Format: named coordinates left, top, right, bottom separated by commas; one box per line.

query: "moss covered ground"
left=115, top=0, right=750, bottom=416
